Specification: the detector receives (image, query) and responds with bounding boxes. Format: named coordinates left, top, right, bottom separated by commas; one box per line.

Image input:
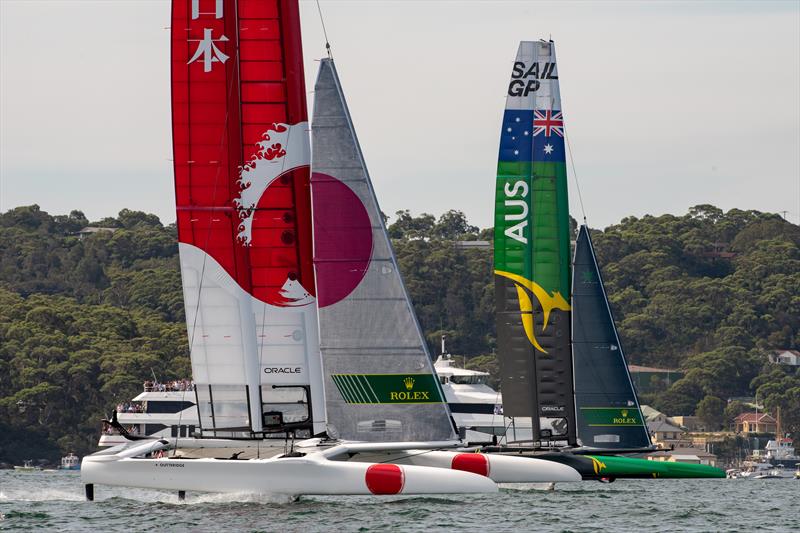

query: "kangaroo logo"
left=495, top=269, right=570, bottom=353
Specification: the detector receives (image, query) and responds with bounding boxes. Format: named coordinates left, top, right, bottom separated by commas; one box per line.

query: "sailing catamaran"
left=81, top=1, right=579, bottom=498
left=489, top=40, right=724, bottom=480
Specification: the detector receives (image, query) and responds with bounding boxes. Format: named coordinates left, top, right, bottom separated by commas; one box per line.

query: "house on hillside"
left=642, top=405, right=691, bottom=448
left=649, top=419, right=689, bottom=449
left=671, top=416, right=708, bottom=433
left=734, top=412, right=777, bottom=434
left=768, top=350, right=800, bottom=366
left=453, top=240, right=491, bottom=250
left=646, top=446, right=719, bottom=467
left=76, top=226, right=117, bottom=239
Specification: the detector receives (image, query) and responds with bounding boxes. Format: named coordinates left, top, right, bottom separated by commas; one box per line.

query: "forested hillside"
left=0, top=204, right=798, bottom=461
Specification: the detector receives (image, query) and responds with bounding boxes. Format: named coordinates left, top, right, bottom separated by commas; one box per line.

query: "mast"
left=494, top=41, right=576, bottom=446
left=170, top=0, right=324, bottom=438
left=311, top=59, right=457, bottom=443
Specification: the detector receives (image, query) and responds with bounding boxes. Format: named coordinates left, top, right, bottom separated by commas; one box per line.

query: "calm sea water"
left=0, top=469, right=797, bottom=532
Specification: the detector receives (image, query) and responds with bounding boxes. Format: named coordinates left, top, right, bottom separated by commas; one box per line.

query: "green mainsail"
left=494, top=41, right=575, bottom=444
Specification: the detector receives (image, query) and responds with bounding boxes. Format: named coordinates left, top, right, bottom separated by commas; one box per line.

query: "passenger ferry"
left=59, top=453, right=80, bottom=470
left=99, top=380, right=198, bottom=447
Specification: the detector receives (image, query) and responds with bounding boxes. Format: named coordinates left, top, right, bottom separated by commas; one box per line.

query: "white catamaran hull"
left=398, top=451, right=581, bottom=483
left=350, top=450, right=580, bottom=483
left=81, top=452, right=497, bottom=496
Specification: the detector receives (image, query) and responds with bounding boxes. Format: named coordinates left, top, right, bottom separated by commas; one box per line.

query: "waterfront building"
left=734, top=412, right=777, bottom=434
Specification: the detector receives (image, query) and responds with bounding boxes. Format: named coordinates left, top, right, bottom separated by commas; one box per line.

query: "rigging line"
left=564, top=129, right=588, bottom=225
left=315, top=0, right=333, bottom=59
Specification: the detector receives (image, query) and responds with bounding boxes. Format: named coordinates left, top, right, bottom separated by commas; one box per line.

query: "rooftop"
left=77, top=226, right=118, bottom=234
left=734, top=412, right=777, bottom=424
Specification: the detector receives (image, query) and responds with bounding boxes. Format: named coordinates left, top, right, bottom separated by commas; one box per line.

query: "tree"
left=654, top=378, right=705, bottom=415
left=432, top=210, right=478, bottom=240
left=387, top=210, right=435, bottom=240
left=695, top=395, right=725, bottom=430
left=723, top=400, right=747, bottom=430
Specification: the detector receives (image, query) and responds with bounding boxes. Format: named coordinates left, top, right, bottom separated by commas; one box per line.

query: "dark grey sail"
left=311, top=58, right=457, bottom=443
left=571, top=225, right=651, bottom=450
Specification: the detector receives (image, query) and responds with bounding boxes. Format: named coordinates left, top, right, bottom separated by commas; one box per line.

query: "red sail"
left=170, top=0, right=323, bottom=437
left=171, top=0, right=314, bottom=304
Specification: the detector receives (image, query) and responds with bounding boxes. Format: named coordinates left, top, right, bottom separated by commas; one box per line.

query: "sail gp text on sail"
left=507, top=61, right=559, bottom=97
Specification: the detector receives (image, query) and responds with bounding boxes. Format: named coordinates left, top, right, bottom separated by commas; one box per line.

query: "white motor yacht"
left=99, top=381, right=198, bottom=447
left=433, top=354, right=532, bottom=444
left=101, top=362, right=533, bottom=448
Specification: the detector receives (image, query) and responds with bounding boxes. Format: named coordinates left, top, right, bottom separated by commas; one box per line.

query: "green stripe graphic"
left=331, top=374, right=443, bottom=404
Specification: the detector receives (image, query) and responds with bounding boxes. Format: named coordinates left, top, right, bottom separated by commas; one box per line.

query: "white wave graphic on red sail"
left=234, top=122, right=310, bottom=246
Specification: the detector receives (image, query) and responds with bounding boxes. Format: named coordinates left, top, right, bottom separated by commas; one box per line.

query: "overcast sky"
left=1, top=0, right=799, bottom=229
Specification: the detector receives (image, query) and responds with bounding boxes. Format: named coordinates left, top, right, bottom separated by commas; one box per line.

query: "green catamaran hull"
left=535, top=453, right=725, bottom=479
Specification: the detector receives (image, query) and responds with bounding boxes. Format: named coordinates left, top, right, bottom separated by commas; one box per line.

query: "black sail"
left=572, top=226, right=651, bottom=450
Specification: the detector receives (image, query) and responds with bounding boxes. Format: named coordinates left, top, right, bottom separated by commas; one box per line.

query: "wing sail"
left=494, top=41, right=576, bottom=445
left=170, top=0, right=324, bottom=437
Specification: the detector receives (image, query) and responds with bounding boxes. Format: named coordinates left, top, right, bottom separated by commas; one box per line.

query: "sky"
left=1, top=0, right=799, bottom=229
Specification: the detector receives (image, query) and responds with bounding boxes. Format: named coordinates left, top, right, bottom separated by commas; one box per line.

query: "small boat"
left=13, top=460, right=40, bottom=472
left=753, top=468, right=784, bottom=479
left=740, top=462, right=778, bottom=478
left=59, top=453, right=80, bottom=471
left=725, top=468, right=741, bottom=479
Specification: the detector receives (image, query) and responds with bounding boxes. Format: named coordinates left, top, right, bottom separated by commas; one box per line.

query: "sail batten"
left=311, top=59, right=456, bottom=442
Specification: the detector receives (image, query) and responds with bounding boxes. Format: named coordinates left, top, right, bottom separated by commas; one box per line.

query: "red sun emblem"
left=311, top=172, right=373, bottom=308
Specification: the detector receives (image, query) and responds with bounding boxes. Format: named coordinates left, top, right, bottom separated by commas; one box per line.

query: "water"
left=0, top=470, right=797, bottom=532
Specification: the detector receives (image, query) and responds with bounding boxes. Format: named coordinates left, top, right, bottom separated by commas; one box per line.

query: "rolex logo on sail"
left=495, top=269, right=571, bottom=353
left=612, top=408, right=639, bottom=425
left=391, top=376, right=429, bottom=401
left=331, top=374, right=443, bottom=404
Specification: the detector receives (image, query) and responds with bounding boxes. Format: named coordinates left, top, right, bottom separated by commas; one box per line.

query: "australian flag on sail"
left=532, top=109, right=565, bottom=162
left=498, top=110, right=533, bottom=162
left=499, top=109, right=565, bottom=163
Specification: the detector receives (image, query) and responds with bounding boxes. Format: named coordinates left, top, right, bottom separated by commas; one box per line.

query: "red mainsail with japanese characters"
left=170, top=0, right=323, bottom=438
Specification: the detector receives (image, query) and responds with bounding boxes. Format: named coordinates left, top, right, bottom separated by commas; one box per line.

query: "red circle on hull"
left=365, top=464, right=404, bottom=495
left=451, top=453, right=490, bottom=477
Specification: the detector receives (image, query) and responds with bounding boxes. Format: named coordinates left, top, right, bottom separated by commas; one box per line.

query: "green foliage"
left=723, top=400, right=748, bottom=428
left=592, top=207, right=799, bottom=428
left=0, top=204, right=798, bottom=460
left=696, top=395, right=725, bottom=430
left=0, top=207, right=187, bottom=462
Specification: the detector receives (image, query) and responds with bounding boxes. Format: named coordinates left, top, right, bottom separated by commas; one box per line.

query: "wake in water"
left=0, top=487, right=84, bottom=502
